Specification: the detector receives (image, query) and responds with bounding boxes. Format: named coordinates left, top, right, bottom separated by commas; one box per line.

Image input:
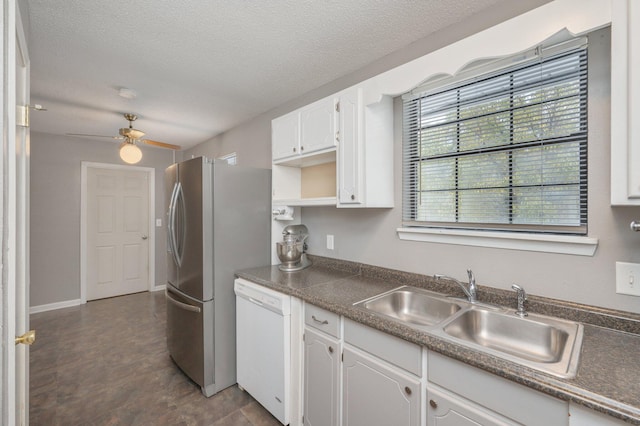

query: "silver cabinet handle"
left=631, top=221, right=640, bottom=232
left=404, top=386, right=412, bottom=396
left=429, top=399, right=438, bottom=408
left=142, top=235, right=148, bottom=240
left=328, top=346, right=334, bottom=353
left=312, top=315, right=329, bottom=325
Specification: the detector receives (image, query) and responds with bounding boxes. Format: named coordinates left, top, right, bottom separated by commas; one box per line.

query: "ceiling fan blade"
left=142, top=139, right=181, bottom=150
left=66, top=133, right=123, bottom=140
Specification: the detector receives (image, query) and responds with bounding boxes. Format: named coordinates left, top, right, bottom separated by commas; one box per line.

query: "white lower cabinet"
left=428, top=351, right=568, bottom=425
left=342, top=347, right=421, bottom=426
left=427, top=386, right=514, bottom=426
left=303, top=327, right=340, bottom=426
left=569, top=403, right=628, bottom=426
left=342, top=319, right=422, bottom=426
left=299, top=306, right=624, bottom=426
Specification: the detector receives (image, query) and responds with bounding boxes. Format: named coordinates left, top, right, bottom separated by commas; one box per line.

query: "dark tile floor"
left=29, top=291, right=281, bottom=426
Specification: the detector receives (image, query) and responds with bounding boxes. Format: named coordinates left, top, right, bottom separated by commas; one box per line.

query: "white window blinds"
left=402, top=40, right=588, bottom=235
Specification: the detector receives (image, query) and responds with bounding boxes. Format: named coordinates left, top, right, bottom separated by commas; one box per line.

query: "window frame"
left=402, top=40, right=589, bottom=236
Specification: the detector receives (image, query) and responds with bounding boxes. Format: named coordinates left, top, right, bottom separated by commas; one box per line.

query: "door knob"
left=15, top=329, right=35, bottom=346
left=142, top=235, right=148, bottom=240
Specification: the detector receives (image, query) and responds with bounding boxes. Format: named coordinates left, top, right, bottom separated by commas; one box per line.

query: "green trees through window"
left=403, top=47, right=587, bottom=234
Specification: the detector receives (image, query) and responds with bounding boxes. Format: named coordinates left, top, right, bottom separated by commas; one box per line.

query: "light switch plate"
left=156, top=218, right=162, bottom=227
left=615, top=261, right=640, bottom=296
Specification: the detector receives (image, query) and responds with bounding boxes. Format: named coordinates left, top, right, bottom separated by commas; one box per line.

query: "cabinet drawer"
left=344, top=319, right=422, bottom=376
left=305, top=303, right=341, bottom=337
left=428, top=351, right=568, bottom=425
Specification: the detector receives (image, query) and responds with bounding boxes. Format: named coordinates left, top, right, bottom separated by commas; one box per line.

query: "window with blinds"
left=402, top=41, right=588, bottom=235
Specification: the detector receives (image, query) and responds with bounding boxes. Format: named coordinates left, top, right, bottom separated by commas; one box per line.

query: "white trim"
left=80, top=162, right=156, bottom=303
left=152, top=284, right=166, bottom=292
left=397, top=227, right=598, bottom=256
left=29, top=299, right=82, bottom=314
left=359, top=0, right=611, bottom=105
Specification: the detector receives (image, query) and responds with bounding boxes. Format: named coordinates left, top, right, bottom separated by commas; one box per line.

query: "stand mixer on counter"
left=276, top=224, right=312, bottom=272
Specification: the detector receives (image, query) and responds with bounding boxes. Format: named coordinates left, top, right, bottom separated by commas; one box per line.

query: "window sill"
left=396, top=227, right=598, bottom=256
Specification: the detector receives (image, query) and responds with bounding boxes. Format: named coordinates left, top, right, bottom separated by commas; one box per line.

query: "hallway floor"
left=29, top=290, right=281, bottom=426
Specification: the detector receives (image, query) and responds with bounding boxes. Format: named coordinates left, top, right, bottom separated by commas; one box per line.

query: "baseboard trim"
left=30, top=298, right=83, bottom=314
left=152, top=284, right=166, bottom=292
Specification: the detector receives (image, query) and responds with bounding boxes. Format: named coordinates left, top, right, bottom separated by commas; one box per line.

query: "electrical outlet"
left=156, top=218, right=162, bottom=227
left=615, top=262, right=640, bottom=296
left=327, top=235, right=334, bottom=250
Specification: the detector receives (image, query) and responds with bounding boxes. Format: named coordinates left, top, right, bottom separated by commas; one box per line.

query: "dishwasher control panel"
left=234, top=279, right=291, bottom=315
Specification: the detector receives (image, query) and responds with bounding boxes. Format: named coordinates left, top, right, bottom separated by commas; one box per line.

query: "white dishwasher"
left=234, top=278, right=291, bottom=425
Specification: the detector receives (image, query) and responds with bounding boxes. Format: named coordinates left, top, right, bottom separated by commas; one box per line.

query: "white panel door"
left=86, top=167, right=149, bottom=300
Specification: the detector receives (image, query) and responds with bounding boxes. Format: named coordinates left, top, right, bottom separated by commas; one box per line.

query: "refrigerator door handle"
left=166, top=289, right=202, bottom=313
left=174, top=182, right=186, bottom=265
left=167, top=182, right=183, bottom=267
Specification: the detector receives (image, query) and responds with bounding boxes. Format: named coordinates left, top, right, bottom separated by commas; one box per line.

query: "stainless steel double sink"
left=353, top=286, right=583, bottom=378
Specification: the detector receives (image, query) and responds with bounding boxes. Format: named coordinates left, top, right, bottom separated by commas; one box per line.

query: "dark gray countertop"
left=236, top=257, right=640, bottom=424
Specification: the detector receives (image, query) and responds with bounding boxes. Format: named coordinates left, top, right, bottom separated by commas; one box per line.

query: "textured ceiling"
left=25, top=0, right=542, bottom=150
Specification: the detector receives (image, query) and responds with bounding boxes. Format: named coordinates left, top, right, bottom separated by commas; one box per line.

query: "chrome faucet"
left=435, top=269, right=477, bottom=303
left=512, top=284, right=528, bottom=317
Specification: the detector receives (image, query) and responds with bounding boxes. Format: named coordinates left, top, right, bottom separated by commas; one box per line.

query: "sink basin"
left=441, top=308, right=583, bottom=378
left=354, top=286, right=465, bottom=328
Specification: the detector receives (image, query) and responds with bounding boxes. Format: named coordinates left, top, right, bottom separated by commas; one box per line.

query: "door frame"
left=80, top=161, right=156, bottom=303
left=2, top=0, right=30, bottom=423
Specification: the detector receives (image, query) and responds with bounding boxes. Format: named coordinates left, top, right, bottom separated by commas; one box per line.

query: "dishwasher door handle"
left=166, top=290, right=202, bottom=313
left=247, top=297, right=264, bottom=307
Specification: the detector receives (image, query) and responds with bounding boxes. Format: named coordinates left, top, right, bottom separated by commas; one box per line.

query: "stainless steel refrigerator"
left=165, top=156, right=270, bottom=397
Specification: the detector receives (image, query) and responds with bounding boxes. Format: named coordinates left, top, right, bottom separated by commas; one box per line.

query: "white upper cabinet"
left=611, top=0, right=640, bottom=205
left=273, top=97, right=337, bottom=163
left=299, top=97, right=338, bottom=157
left=271, top=86, right=393, bottom=208
left=337, top=88, right=361, bottom=205
left=337, top=87, right=393, bottom=208
left=272, top=111, right=300, bottom=161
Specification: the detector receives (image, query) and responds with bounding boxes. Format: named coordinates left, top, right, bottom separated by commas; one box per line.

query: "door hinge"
left=335, top=101, right=340, bottom=113
left=341, top=352, right=344, bottom=362
left=303, top=333, right=305, bottom=342
left=17, top=104, right=47, bottom=128
left=16, top=105, right=29, bottom=127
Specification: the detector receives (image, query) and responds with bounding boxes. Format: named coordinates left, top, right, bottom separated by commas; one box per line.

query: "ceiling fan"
left=67, top=113, right=181, bottom=164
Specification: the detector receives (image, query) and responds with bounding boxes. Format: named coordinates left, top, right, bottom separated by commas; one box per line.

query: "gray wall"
left=30, top=132, right=175, bottom=307
left=186, top=23, right=640, bottom=311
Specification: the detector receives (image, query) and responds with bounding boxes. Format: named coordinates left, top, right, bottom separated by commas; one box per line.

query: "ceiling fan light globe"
left=119, top=142, right=143, bottom=164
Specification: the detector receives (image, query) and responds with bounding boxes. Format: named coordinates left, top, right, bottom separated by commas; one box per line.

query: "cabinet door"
left=272, top=111, right=299, bottom=161
left=342, top=347, right=420, bottom=426
left=427, top=387, right=514, bottom=426
left=299, top=96, right=337, bottom=155
left=337, top=88, right=362, bottom=205
left=569, top=403, right=628, bottom=426
left=304, top=328, right=340, bottom=426
left=611, top=1, right=640, bottom=204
